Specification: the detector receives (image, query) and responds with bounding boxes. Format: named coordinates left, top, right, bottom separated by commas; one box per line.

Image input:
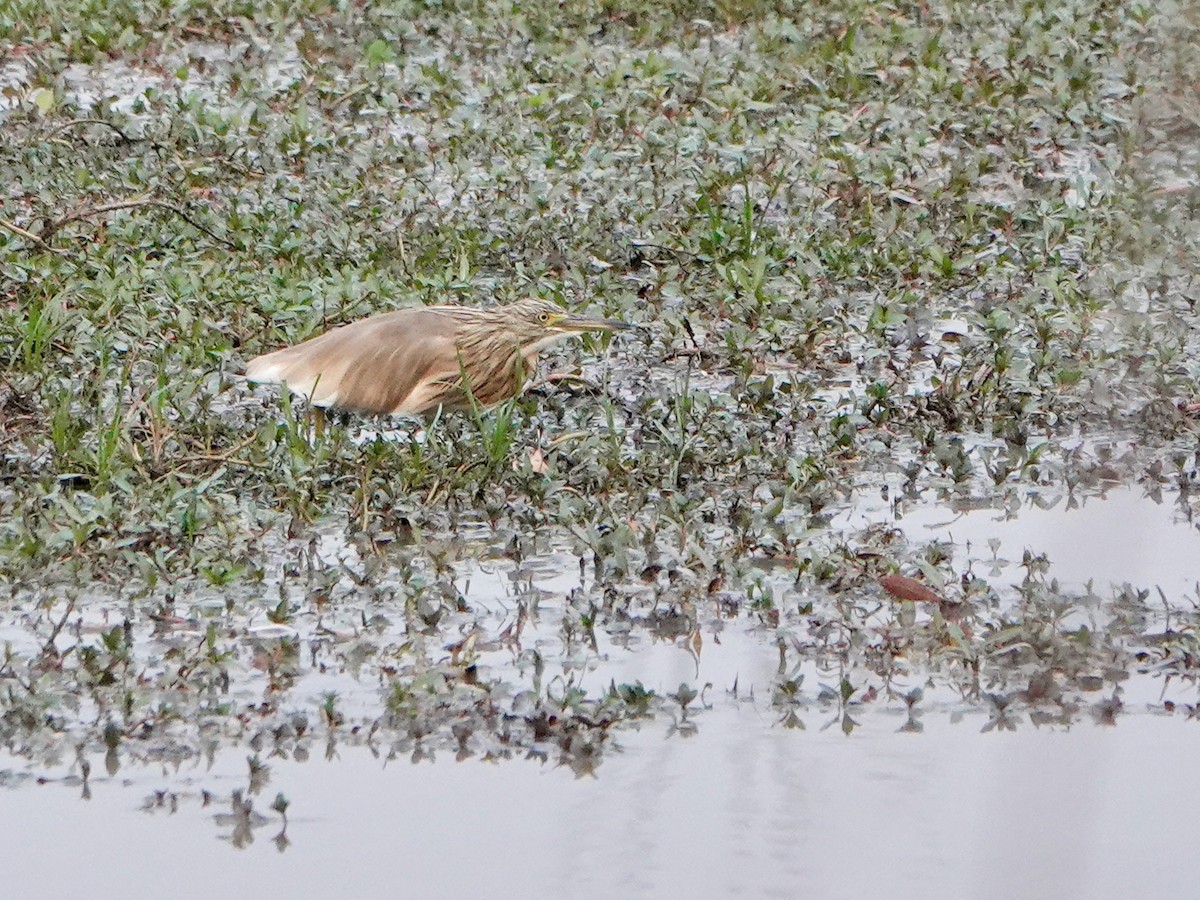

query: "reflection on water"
left=836, top=484, right=1200, bottom=595
left=6, top=481, right=1200, bottom=899
left=3, top=711, right=1197, bottom=900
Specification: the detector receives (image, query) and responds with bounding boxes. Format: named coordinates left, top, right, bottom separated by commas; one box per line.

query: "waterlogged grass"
left=2, top=0, right=1200, bottom=784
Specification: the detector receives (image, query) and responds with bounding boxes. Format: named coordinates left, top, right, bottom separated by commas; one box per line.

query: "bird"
left=244, top=298, right=633, bottom=416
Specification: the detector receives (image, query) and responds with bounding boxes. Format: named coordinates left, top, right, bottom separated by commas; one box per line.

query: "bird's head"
left=509, top=298, right=634, bottom=352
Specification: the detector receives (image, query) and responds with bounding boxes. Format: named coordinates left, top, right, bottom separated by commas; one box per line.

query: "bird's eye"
left=539, top=312, right=550, bottom=322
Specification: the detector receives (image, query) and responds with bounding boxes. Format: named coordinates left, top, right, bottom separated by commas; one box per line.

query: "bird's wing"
left=244, top=308, right=463, bottom=414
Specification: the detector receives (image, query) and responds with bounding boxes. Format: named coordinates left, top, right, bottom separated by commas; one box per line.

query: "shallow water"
left=6, top=483, right=1200, bottom=898
left=836, top=483, right=1200, bottom=597
left=4, top=709, right=1196, bottom=900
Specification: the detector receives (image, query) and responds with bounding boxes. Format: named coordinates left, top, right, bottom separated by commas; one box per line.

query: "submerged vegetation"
left=2, top=0, right=1200, bottom=799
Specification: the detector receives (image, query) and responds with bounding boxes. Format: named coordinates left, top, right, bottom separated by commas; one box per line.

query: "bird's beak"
left=553, top=313, right=635, bottom=333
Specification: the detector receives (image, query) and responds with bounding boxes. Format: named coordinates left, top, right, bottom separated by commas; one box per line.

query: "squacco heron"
left=244, top=298, right=632, bottom=415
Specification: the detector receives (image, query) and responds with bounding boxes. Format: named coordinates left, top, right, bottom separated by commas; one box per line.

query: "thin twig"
left=144, top=200, right=242, bottom=251
left=629, top=239, right=706, bottom=262
left=216, top=156, right=266, bottom=179
left=41, top=597, right=77, bottom=657
left=43, top=197, right=155, bottom=238
left=41, top=198, right=241, bottom=250
left=1, top=217, right=45, bottom=242
left=331, top=82, right=372, bottom=109
left=44, top=118, right=135, bottom=143
left=0, top=220, right=64, bottom=255
left=177, top=455, right=269, bottom=471
left=162, top=434, right=267, bottom=476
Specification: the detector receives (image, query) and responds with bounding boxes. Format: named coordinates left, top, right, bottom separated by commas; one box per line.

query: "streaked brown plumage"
left=244, top=298, right=632, bottom=415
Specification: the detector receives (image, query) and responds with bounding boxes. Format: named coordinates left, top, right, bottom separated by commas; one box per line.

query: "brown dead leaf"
left=879, top=574, right=943, bottom=605
left=514, top=447, right=549, bottom=474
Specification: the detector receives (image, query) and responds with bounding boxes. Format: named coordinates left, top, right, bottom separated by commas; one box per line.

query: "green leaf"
left=31, top=88, right=55, bottom=113
left=363, top=39, right=395, bottom=68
